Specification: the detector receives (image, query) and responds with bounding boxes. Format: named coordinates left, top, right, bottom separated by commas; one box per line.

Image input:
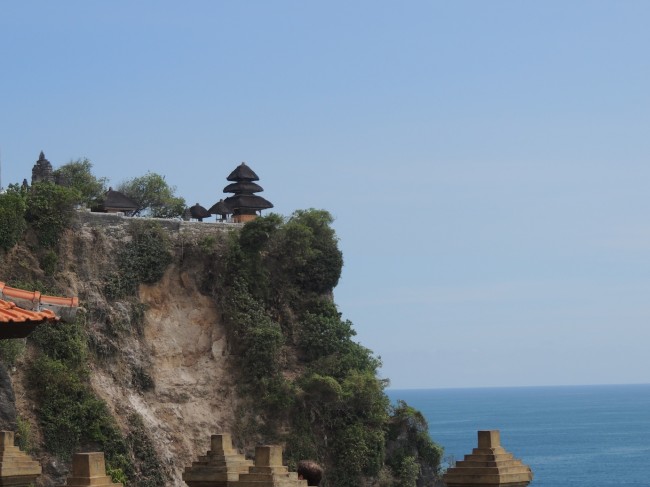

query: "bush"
left=27, top=316, right=134, bottom=476
left=25, top=182, right=79, bottom=248
left=212, top=208, right=441, bottom=486
left=0, top=187, right=27, bottom=250
left=0, top=339, right=26, bottom=366
left=105, top=221, right=172, bottom=298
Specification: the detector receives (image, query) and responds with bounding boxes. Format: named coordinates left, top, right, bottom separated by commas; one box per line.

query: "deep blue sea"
left=387, top=384, right=650, bottom=487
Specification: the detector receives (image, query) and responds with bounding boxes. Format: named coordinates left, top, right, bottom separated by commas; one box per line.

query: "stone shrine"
left=183, top=433, right=254, bottom=487
left=61, top=452, right=122, bottom=487
left=0, top=431, right=41, bottom=486
left=235, top=445, right=305, bottom=487
left=184, top=435, right=307, bottom=487
left=442, top=430, right=533, bottom=487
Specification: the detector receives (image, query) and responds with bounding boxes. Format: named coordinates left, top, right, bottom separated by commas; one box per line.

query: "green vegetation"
left=0, top=338, right=26, bottom=366
left=117, top=171, right=185, bottom=218
left=53, top=158, right=108, bottom=208
left=27, top=317, right=131, bottom=475
left=105, top=221, right=173, bottom=299
left=27, top=314, right=166, bottom=484
left=210, top=210, right=442, bottom=487
left=25, top=182, right=80, bottom=248
left=16, top=416, right=35, bottom=453
left=0, top=185, right=27, bottom=250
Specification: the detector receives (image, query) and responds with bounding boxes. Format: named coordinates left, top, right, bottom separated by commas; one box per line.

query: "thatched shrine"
left=220, top=162, right=273, bottom=223
left=208, top=199, right=231, bottom=221
left=190, top=203, right=212, bottom=221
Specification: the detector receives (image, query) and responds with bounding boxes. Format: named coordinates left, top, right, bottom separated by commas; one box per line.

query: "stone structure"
left=184, top=435, right=306, bottom=487
left=234, top=445, right=305, bottom=487
left=31, top=151, right=54, bottom=185
left=61, top=452, right=122, bottom=487
left=442, top=430, right=533, bottom=487
left=0, top=431, right=42, bottom=486
left=183, top=433, right=254, bottom=486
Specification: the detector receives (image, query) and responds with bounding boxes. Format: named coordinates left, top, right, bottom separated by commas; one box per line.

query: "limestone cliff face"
left=5, top=214, right=243, bottom=486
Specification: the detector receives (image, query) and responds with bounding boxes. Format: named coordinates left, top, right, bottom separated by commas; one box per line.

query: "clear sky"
left=2, top=1, right=649, bottom=388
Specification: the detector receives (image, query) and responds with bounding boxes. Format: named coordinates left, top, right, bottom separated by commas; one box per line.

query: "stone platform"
left=443, top=430, right=533, bottom=487
left=0, top=431, right=41, bottom=486
left=62, top=452, right=122, bottom=487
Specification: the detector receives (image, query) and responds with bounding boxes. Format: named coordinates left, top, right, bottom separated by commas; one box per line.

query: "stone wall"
left=73, top=210, right=243, bottom=244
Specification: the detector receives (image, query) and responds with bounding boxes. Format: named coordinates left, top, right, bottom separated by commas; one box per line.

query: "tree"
left=269, top=209, right=344, bottom=294
left=116, top=172, right=185, bottom=218
left=53, top=158, right=108, bottom=208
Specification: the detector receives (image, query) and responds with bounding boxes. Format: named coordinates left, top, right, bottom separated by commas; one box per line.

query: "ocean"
left=387, top=384, right=650, bottom=487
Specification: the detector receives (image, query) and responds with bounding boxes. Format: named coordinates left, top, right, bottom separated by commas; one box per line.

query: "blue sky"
left=2, top=1, right=649, bottom=388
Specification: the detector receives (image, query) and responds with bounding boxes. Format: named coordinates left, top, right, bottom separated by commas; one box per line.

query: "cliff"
left=0, top=210, right=442, bottom=487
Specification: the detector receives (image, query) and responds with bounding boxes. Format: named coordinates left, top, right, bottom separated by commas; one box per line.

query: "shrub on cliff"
left=25, top=182, right=80, bottom=248
left=27, top=317, right=133, bottom=479
left=212, top=209, right=441, bottom=487
left=0, top=185, right=27, bottom=250
left=105, top=221, right=173, bottom=299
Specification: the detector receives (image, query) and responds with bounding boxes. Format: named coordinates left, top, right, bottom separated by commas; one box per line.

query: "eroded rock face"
left=3, top=216, right=242, bottom=487
left=73, top=222, right=239, bottom=487
left=132, top=265, right=239, bottom=485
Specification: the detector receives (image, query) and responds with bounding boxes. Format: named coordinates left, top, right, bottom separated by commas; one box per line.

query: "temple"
left=31, top=151, right=54, bottom=185
left=219, top=162, right=273, bottom=223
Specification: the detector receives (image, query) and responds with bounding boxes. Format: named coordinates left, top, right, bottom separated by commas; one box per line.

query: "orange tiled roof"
left=0, top=298, right=58, bottom=339
left=0, top=299, right=57, bottom=323
left=0, top=282, right=79, bottom=338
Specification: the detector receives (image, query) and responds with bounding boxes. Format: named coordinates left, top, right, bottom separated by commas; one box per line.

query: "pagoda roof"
left=208, top=199, right=231, bottom=215
left=223, top=181, right=264, bottom=194
left=227, top=162, right=259, bottom=182
left=189, top=203, right=211, bottom=219
left=224, top=194, right=273, bottom=211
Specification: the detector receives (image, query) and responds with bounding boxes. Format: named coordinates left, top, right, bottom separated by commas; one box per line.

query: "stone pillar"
left=442, top=430, right=533, bottom=487
left=182, top=433, right=254, bottom=487
left=236, top=445, right=306, bottom=487
left=0, top=430, right=41, bottom=486
left=62, top=452, right=122, bottom=487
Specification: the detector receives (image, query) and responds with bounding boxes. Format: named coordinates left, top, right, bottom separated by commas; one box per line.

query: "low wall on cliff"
left=73, top=210, right=243, bottom=244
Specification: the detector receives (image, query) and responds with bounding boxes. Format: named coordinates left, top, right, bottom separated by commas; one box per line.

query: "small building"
left=220, top=162, right=273, bottom=223
left=96, top=188, right=138, bottom=215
